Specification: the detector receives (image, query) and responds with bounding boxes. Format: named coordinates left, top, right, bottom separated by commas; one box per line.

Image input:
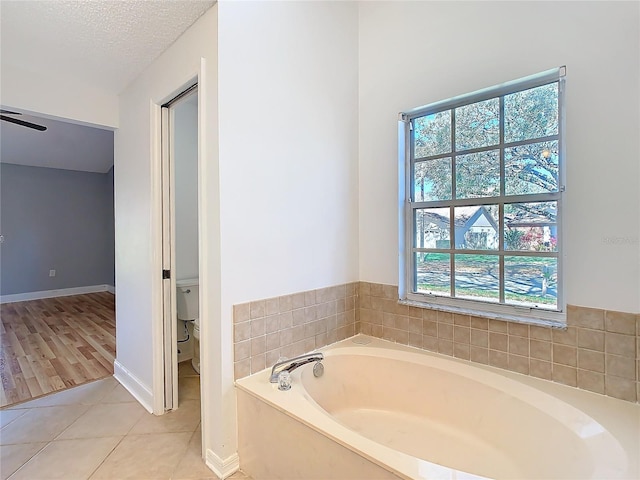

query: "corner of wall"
left=113, top=360, right=154, bottom=414
left=205, top=449, right=239, bottom=480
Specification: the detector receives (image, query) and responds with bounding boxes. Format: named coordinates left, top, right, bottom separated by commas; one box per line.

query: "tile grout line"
left=48, top=381, right=120, bottom=441
left=2, top=379, right=133, bottom=479
left=6, top=379, right=203, bottom=479
left=3, top=441, right=49, bottom=480
left=85, top=434, right=128, bottom=480
left=167, top=427, right=202, bottom=480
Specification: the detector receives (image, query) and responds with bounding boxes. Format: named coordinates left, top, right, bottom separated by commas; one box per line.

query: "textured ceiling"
left=0, top=0, right=212, bottom=172
left=0, top=0, right=215, bottom=94
left=1, top=113, right=114, bottom=173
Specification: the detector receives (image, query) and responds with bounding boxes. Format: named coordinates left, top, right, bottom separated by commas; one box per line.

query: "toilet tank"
left=176, top=278, right=199, bottom=321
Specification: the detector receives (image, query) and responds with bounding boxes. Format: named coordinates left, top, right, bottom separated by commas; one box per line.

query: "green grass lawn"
left=416, top=252, right=557, bottom=307
left=418, top=253, right=555, bottom=265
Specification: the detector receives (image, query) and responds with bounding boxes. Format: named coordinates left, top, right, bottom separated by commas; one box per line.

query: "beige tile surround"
left=359, top=282, right=640, bottom=403
left=233, top=281, right=638, bottom=403
left=233, top=283, right=358, bottom=379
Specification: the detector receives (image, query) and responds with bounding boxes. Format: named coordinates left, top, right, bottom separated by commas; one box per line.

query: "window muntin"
left=403, top=70, right=564, bottom=320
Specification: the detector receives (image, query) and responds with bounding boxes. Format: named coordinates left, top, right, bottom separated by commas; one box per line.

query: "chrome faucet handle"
left=269, top=352, right=324, bottom=383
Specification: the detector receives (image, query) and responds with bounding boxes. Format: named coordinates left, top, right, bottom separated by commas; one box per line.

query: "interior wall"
left=106, top=166, right=115, bottom=286
left=358, top=0, right=640, bottom=314
left=114, top=3, right=226, bottom=466
left=114, top=12, right=213, bottom=394
left=173, top=96, right=199, bottom=282
left=0, top=163, right=115, bottom=295
left=217, top=0, right=359, bottom=464
left=218, top=0, right=360, bottom=306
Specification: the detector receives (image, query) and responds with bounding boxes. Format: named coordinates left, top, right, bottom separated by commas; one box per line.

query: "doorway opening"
left=160, top=85, right=200, bottom=413
left=0, top=109, right=116, bottom=407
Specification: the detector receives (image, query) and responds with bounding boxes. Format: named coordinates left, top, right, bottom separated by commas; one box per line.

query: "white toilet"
left=176, top=278, right=200, bottom=374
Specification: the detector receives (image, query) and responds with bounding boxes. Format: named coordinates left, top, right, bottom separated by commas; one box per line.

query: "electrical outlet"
left=49, top=269, right=56, bottom=277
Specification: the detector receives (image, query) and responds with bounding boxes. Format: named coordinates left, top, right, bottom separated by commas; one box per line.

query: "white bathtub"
left=236, top=336, right=639, bottom=479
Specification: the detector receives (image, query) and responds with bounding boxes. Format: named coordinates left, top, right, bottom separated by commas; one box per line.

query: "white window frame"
left=398, top=67, right=566, bottom=326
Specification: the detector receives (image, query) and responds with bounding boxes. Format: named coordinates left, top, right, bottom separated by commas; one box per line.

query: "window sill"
left=398, top=298, right=566, bottom=329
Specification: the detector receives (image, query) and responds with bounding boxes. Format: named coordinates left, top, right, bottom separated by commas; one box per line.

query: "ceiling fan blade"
left=0, top=109, right=22, bottom=115
left=0, top=115, right=47, bottom=131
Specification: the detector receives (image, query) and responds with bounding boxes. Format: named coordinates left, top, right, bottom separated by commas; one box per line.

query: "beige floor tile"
left=170, top=429, right=213, bottom=479
left=0, top=442, right=47, bottom=480
left=171, top=477, right=218, bottom=480
left=89, top=432, right=191, bottom=480
left=99, top=384, right=138, bottom=404
left=130, top=399, right=200, bottom=435
left=171, top=477, right=219, bottom=480
left=171, top=474, right=219, bottom=480
left=57, top=402, right=148, bottom=439
left=1, top=372, right=210, bottom=480
left=0, top=405, right=89, bottom=445
left=178, top=376, right=201, bottom=402
left=0, top=408, right=27, bottom=429
left=9, top=436, right=121, bottom=480
left=7, top=378, right=118, bottom=409
left=178, top=361, right=199, bottom=378
left=229, top=472, right=251, bottom=479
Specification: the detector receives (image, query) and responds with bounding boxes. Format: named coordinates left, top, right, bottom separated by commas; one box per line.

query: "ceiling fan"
left=0, top=109, right=47, bottom=131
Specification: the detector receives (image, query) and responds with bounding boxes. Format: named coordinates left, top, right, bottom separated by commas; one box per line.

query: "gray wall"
left=0, top=163, right=115, bottom=295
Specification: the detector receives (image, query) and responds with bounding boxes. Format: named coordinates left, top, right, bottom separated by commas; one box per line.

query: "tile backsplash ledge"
left=359, top=282, right=639, bottom=404
left=233, top=283, right=358, bottom=379
left=233, top=282, right=638, bottom=404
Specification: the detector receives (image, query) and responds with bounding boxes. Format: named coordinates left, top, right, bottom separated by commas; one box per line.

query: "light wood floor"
left=0, top=292, right=115, bottom=408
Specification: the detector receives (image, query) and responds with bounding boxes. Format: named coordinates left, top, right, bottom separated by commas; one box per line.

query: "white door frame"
left=160, top=104, right=176, bottom=411
left=149, top=60, right=236, bottom=478
left=151, top=77, right=200, bottom=415
left=160, top=84, right=199, bottom=412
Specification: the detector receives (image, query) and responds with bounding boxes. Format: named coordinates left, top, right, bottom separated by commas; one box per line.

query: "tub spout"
left=269, top=352, right=324, bottom=383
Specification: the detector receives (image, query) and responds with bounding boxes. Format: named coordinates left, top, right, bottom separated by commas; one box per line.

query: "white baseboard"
left=206, top=449, right=239, bottom=479
left=1, top=284, right=115, bottom=304
left=113, top=360, right=154, bottom=414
